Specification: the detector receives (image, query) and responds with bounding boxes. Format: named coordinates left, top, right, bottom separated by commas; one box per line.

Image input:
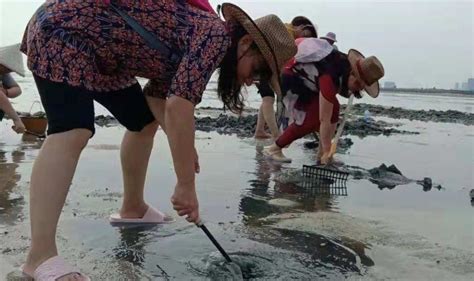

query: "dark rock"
left=304, top=140, right=318, bottom=149
left=369, top=164, right=411, bottom=189
left=387, top=165, right=403, bottom=175
left=344, top=104, right=474, bottom=125
left=95, top=115, right=119, bottom=127
left=417, top=177, right=433, bottom=191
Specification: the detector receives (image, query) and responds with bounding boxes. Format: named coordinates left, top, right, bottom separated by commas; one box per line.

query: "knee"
left=137, top=121, right=159, bottom=138
left=262, top=96, right=275, bottom=107
left=47, top=129, right=91, bottom=153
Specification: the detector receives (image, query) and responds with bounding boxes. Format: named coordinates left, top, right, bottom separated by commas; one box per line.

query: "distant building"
left=454, top=82, right=459, bottom=90
left=383, top=81, right=397, bottom=89
left=468, top=78, right=474, bottom=91
left=461, top=82, right=468, bottom=91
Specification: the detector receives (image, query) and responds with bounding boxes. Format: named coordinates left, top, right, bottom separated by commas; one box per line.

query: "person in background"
left=20, top=0, right=296, bottom=279
left=254, top=16, right=317, bottom=139
left=264, top=38, right=384, bottom=163
left=321, top=32, right=338, bottom=50
left=0, top=43, right=25, bottom=134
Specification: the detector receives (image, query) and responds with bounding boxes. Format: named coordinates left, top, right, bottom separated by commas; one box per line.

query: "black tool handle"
left=196, top=222, right=232, bottom=263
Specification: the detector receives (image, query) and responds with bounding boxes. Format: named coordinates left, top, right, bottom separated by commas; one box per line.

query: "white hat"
left=0, top=43, right=26, bottom=77
left=321, top=32, right=337, bottom=42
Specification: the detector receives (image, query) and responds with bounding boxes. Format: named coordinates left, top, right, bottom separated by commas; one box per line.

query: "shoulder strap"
left=292, top=66, right=318, bottom=86
left=109, top=3, right=182, bottom=65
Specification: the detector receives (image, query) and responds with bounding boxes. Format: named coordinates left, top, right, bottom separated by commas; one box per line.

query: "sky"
left=1, top=0, right=473, bottom=89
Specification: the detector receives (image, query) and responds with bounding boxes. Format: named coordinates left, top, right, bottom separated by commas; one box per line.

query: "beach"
left=1, top=74, right=473, bottom=280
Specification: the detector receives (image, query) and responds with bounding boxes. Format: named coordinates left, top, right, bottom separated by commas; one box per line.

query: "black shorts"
left=257, top=81, right=275, bottom=98
left=33, top=75, right=155, bottom=136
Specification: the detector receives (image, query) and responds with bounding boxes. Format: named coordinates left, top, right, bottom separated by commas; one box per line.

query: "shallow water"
left=1, top=98, right=474, bottom=279
left=10, top=72, right=474, bottom=115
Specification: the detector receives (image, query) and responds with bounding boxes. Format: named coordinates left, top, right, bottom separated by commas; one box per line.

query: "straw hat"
left=348, top=49, right=384, bottom=98
left=0, top=43, right=25, bottom=77
left=321, top=32, right=337, bottom=43
left=222, top=3, right=297, bottom=95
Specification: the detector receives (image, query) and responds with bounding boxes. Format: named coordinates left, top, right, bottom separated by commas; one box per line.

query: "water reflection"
left=21, top=132, right=44, bottom=149
left=112, top=224, right=175, bottom=280
left=112, top=225, right=156, bottom=267
left=0, top=150, right=24, bottom=225
left=236, top=146, right=374, bottom=276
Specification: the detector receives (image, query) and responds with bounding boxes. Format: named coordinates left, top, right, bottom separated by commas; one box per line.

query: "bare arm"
left=165, top=96, right=199, bottom=222
left=0, top=88, right=21, bottom=121
left=5, top=85, right=22, bottom=98
left=165, top=96, right=195, bottom=183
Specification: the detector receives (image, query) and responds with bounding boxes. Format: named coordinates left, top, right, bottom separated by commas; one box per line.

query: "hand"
left=320, top=152, right=333, bottom=165
left=12, top=119, right=26, bottom=134
left=171, top=182, right=200, bottom=223
left=194, top=147, right=200, bottom=174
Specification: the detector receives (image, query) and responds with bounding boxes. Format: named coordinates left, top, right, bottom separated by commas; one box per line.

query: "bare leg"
left=23, top=129, right=91, bottom=280
left=254, top=101, right=272, bottom=139
left=119, top=121, right=159, bottom=218
left=260, top=96, right=279, bottom=138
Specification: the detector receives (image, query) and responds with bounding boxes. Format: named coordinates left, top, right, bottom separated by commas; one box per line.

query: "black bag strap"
left=109, top=3, right=183, bottom=65
left=291, top=65, right=318, bottom=87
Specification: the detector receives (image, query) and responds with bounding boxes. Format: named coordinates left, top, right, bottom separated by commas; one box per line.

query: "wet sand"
left=0, top=109, right=473, bottom=280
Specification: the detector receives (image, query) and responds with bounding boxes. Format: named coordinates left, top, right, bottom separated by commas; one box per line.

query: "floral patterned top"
left=21, top=0, right=231, bottom=105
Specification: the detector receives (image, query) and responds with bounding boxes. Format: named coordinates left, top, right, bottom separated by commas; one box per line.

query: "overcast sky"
left=1, top=0, right=473, bottom=89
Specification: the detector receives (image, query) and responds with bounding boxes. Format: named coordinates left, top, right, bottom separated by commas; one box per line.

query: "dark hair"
left=316, top=50, right=361, bottom=99
left=291, top=16, right=318, bottom=38
left=217, top=25, right=264, bottom=113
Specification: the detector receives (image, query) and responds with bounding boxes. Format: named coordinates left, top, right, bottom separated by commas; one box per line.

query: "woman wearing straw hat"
left=254, top=15, right=317, bottom=139
left=20, top=0, right=295, bottom=279
left=264, top=38, right=384, bottom=163
left=0, top=43, right=26, bottom=134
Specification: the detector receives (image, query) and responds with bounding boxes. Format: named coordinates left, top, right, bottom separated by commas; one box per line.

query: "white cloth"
left=0, top=44, right=25, bottom=77
left=294, top=38, right=334, bottom=64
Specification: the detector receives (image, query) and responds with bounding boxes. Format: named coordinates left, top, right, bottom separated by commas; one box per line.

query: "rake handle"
left=196, top=221, right=233, bottom=263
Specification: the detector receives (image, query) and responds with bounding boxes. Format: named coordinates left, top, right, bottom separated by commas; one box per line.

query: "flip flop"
left=21, top=256, right=90, bottom=281
left=109, top=206, right=175, bottom=224
left=263, top=146, right=292, bottom=163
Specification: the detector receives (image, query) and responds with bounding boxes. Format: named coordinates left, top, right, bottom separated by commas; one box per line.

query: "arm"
left=2, top=74, right=22, bottom=98
left=0, top=88, right=25, bottom=133
left=166, top=96, right=199, bottom=222
left=145, top=95, right=200, bottom=173
left=0, top=88, right=21, bottom=120
left=4, top=86, right=22, bottom=98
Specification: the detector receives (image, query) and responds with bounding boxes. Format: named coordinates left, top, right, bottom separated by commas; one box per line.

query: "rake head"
left=302, top=165, right=349, bottom=185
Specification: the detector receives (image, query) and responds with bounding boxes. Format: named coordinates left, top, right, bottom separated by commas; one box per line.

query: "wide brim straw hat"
left=0, top=43, right=26, bottom=77
left=348, top=49, right=384, bottom=98
left=222, top=3, right=297, bottom=95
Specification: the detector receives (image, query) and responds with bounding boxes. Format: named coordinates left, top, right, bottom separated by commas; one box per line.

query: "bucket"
left=20, top=101, right=47, bottom=136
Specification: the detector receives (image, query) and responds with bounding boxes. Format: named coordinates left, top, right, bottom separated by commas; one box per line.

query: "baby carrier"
left=278, top=38, right=335, bottom=129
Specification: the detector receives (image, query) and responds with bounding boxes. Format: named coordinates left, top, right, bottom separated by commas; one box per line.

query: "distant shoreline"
left=381, top=88, right=474, bottom=95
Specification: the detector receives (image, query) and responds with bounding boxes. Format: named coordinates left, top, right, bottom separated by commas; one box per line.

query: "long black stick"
left=196, top=222, right=232, bottom=263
